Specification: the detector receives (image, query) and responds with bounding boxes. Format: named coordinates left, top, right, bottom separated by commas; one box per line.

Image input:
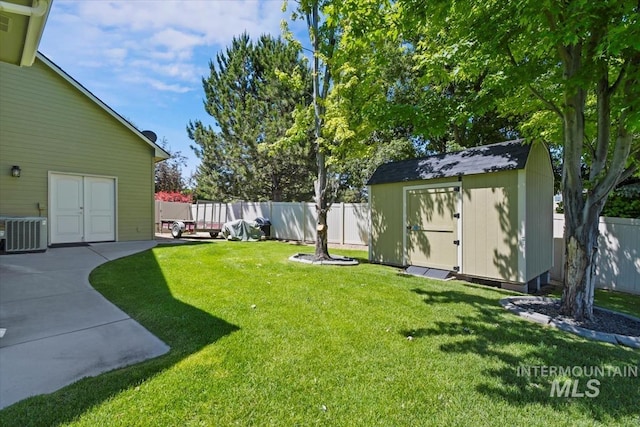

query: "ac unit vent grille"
left=0, top=217, right=48, bottom=253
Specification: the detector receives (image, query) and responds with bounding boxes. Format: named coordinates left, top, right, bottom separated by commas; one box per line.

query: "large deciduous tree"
left=285, top=0, right=524, bottom=211
left=399, top=0, right=639, bottom=320
left=284, top=0, right=338, bottom=260
left=188, top=33, right=315, bottom=202
left=284, top=0, right=427, bottom=257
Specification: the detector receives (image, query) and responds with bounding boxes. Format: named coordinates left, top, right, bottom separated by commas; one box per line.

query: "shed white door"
left=50, top=174, right=115, bottom=244
left=406, top=186, right=459, bottom=270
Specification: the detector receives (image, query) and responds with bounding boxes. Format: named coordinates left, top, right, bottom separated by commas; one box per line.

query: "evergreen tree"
left=188, top=34, right=315, bottom=202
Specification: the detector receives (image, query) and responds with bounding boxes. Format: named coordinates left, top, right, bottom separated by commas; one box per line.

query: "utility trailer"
left=160, top=200, right=230, bottom=239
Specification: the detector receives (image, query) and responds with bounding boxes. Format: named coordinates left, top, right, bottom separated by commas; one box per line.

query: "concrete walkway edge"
left=0, top=241, right=170, bottom=409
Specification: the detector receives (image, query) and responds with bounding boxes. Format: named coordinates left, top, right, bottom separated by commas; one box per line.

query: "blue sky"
left=39, top=0, right=305, bottom=181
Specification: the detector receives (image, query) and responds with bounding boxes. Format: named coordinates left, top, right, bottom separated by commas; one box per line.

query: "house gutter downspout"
left=0, top=0, right=48, bottom=17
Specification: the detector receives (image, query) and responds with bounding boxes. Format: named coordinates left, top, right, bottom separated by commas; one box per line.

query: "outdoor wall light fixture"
left=11, top=165, right=21, bottom=177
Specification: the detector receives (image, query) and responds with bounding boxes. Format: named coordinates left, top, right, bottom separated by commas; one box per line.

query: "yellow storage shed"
left=367, top=140, right=554, bottom=292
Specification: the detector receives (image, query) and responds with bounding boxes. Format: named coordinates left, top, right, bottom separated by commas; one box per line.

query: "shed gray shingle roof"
left=367, top=139, right=531, bottom=185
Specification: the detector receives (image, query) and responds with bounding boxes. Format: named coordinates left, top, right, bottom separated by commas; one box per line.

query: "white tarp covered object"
left=221, top=219, right=262, bottom=241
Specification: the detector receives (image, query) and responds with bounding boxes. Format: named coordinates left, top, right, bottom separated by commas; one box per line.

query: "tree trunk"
left=558, top=43, right=594, bottom=320
left=556, top=43, right=638, bottom=321
left=315, top=150, right=330, bottom=259
left=309, top=1, right=331, bottom=261
left=560, top=206, right=600, bottom=321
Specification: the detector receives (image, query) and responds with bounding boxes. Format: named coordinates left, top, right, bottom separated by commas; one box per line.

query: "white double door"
left=50, top=173, right=116, bottom=244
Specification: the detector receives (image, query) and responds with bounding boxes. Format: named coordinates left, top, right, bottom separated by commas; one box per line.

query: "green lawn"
left=1, top=241, right=638, bottom=426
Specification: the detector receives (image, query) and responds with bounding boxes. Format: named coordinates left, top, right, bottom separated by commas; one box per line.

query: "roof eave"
left=154, top=150, right=170, bottom=162
left=19, top=0, right=53, bottom=66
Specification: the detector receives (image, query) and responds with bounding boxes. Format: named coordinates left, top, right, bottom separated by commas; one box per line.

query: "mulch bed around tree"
left=289, top=253, right=359, bottom=266
left=511, top=298, right=640, bottom=337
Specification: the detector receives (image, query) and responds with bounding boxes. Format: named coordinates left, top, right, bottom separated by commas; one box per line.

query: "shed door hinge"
left=453, top=186, right=460, bottom=192
left=453, top=213, right=460, bottom=219
left=453, top=239, right=460, bottom=246
left=453, top=266, right=460, bottom=272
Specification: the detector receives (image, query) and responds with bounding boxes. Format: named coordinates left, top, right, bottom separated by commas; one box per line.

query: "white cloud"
left=40, top=0, right=287, bottom=94
left=104, top=48, right=128, bottom=65
left=122, top=70, right=192, bottom=94
left=150, top=28, right=204, bottom=55
left=129, top=59, right=202, bottom=83
left=147, top=79, right=192, bottom=94
left=37, top=0, right=303, bottom=176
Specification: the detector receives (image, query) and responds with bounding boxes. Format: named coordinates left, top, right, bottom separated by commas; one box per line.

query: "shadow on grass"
left=404, top=287, right=640, bottom=423
left=154, top=240, right=217, bottom=247
left=0, top=247, right=239, bottom=427
left=336, top=254, right=370, bottom=265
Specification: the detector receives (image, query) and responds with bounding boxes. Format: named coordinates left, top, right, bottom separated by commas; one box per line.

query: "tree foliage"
left=601, top=180, right=640, bottom=218
left=292, top=1, right=525, bottom=202
left=155, top=138, right=187, bottom=193
left=396, top=0, right=639, bottom=320
left=335, top=132, right=419, bottom=202
left=188, top=33, right=315, bottom=202
left=281, top=0, right=528, bottom=256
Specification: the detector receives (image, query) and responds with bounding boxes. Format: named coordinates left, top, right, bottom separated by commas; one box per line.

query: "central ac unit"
left=0, top=216, right=48, bottom=253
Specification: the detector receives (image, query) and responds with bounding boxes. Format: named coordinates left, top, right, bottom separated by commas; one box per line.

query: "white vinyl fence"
left=156, top=201, right=639, bottom=294
left=551, top=214, right=640, bottom=295
left=156, top=201, right=370, bottom=246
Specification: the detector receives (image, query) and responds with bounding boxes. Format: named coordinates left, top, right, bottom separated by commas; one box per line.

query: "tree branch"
left=609, top=59, right=627, bottom=95
left=320, top=29, right=336, bottom=106
left=590, top=61, right=610, bottom=181
left=543, top=9, right=572, bottom=64
left=616, top=164, right=639, bottom=187
left=505, top=43, right=564, bottom=119
left=589, top=104, right=635, bottom=204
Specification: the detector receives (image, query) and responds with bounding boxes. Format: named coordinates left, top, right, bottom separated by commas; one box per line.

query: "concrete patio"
left=0, top=241, right=169, bottom=409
